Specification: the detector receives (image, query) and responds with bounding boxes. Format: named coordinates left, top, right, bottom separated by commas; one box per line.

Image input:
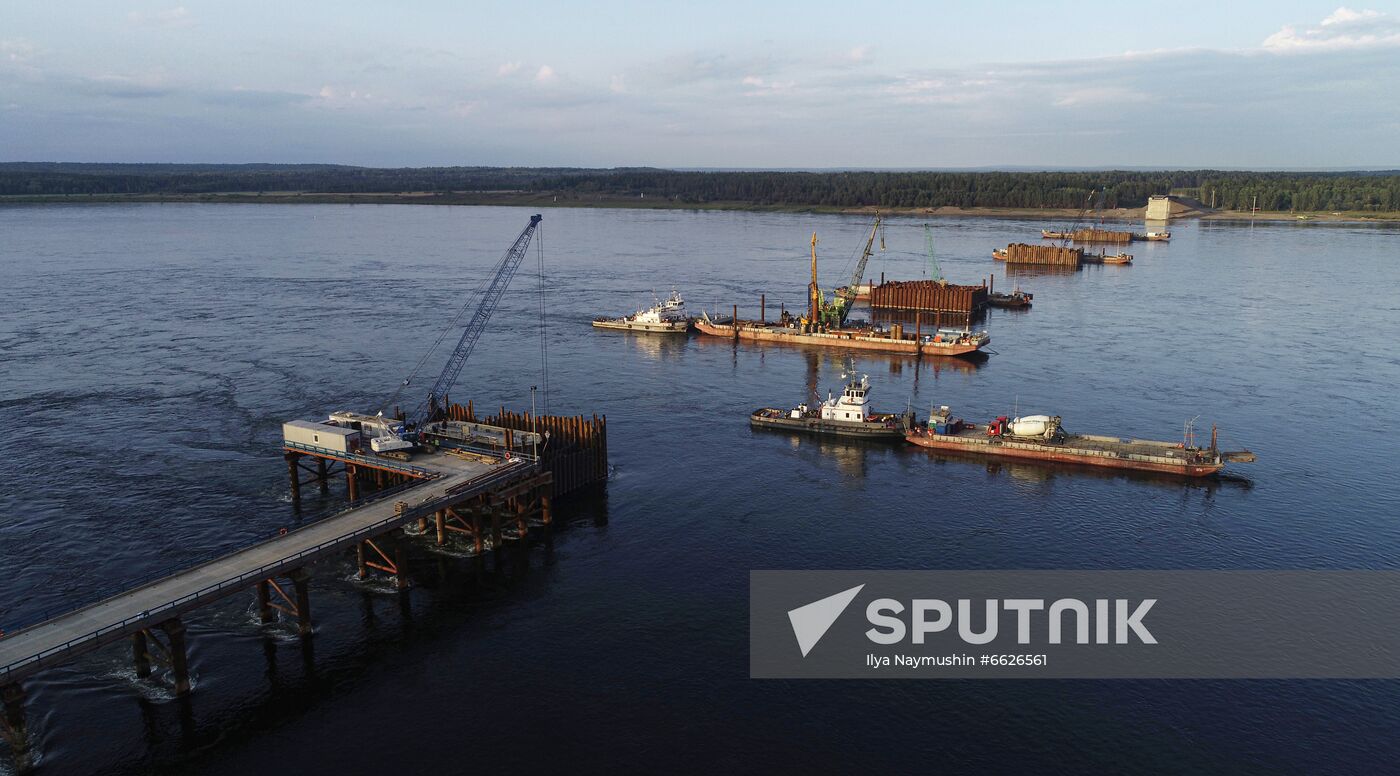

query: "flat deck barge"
left=695, top=313, right=988, bottom=358
left=906, top=411, right=1254, bottom=477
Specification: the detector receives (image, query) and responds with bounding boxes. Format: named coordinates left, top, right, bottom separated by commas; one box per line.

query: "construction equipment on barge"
left=906, top=406, right=1255, bottom=477
left=698, top=217, right=990, bottom=358
left=695, top=312, right=989, bottom=357
left=1041, top=228, right=1170, bottom=242
left=750, top=373, right=914, bottom=440
left=869, top=224, right=989, bottom=316
left=994, top=243, right=1084, bottom=266
left=869, top=280, right=988, bottom=315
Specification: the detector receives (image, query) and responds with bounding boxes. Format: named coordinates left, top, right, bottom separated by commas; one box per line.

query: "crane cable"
left=380, top=241, right=502, bottom=415
left=536, top=225, right=550, bottom=415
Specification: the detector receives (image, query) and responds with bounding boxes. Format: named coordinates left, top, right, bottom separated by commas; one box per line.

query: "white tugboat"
left=750, top=374, right=915, bottom=440
left=593, top=290, right=691, bottom=333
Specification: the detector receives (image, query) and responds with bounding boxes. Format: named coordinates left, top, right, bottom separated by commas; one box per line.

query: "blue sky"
left=3, top=1, right=1398, bottom=168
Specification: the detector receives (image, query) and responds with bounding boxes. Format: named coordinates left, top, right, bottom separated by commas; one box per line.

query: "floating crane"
left=801, top=214, right=884, bottom=329
left=830, top=214, right=884, bottom=328
left=373, top=214, right=543, bottom=454
left=923, top=223, right=945, bottom=284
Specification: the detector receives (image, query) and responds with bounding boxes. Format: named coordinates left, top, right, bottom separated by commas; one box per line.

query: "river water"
left=1, top=204, right=1398, bottom=773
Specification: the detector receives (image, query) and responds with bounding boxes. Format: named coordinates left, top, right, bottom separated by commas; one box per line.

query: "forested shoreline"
left=2, top=163, right=1398, bottom=213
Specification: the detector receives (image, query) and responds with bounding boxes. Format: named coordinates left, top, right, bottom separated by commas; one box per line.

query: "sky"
left=2, top=1, right=1399, bottom=169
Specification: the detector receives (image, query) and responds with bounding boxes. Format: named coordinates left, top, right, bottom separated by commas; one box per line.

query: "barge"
left=906, top=406, right=1255, bottom=477
left=751, top=374, right=914, bottom=440
left=593, top=290, right=690, bottom=333
left=696, top=312, right=990, bottom=357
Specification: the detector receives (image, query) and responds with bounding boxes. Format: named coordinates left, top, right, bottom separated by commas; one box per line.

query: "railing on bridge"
left=282, top=441, right=439, bottom=477
left=0, top=461, right=534, bottom=681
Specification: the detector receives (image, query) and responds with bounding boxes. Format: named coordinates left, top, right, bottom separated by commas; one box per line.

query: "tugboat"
left=987, top=287, right=1033, bottom=308
left=751, top=374, right=914, bottom=440
left=1084, top=249, right=1133, bottom=265
left=593, top=290, right=690, bottom=333
left=906, top=405, right=1255, bottom=477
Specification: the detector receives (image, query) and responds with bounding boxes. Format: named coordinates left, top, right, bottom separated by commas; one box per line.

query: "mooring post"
left=255, top=580, right=274, bottom=624
left=915, top=312, right=923, bottom=364
left=132, top=630, right=152, bottom=678
left=160, top=618, right=191, bottom=696
left=285, top=452, right=302, bottom=509
left=290, top=568, right=313, bottom=636
left=760, top=293, right=765, bottom=324
left=0, top=683, right=28, bottom=761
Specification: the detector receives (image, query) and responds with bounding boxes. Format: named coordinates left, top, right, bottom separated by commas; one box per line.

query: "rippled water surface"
left=2, top=204, right=1399, bottom=773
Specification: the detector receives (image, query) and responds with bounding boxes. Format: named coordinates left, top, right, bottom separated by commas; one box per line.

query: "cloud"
left=127, top=6, right=194, bottom=29
left=314, top=85, right=376, bottom=107
left=739, top=75, right=795, bottom=96
left=497, top=61, right=521, bottom=76
left=609, top=74, right=626, bottom=93
left=1053, top=86, right=1152, bottom=108
left=2, top=39, right=36, bottom=63
left=1263, top=6, right=1400, bottom=52
left=535, top=65, right=556, bottom=82
left=848, top=45, right=869, bottom=62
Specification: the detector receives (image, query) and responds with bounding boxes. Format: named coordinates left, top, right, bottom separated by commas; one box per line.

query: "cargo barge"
left=695, top=312, right=990, bottom=357
left=1041, top=228, right=1170, bottom=242
left=905, top=406, right=1255, bottom=477
left=751, top=374, right=914, bottom=439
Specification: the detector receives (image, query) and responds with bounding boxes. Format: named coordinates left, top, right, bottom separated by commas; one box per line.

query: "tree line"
left=2, top=163, right=1397, bottom=212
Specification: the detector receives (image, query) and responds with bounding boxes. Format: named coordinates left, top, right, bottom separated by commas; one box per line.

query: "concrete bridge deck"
left=0, top=457, right=534, bottom=685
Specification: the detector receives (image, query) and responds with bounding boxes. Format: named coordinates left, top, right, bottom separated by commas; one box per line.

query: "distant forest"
left=2, top=163, right=1398, bottom=212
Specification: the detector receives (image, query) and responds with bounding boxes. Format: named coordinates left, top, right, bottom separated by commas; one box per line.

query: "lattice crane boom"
left=410, top=213, right=542, bottom=426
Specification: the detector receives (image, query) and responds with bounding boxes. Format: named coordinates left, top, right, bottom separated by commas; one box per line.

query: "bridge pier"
left=132, top=630, right=152, bottom=678
left=286, top=452, right=303, bottom=509
left=317, top=457, right=329, bottom=493
left=290, top=569, right=313, bottom=637
left=256, top=580, right=274, bottom=624
left=395, top=543, right=410, bottom=590
left=1, top=683, right=28, bottom=762
left=345, top=464, right=358, bottom=502
left=160, top=618, right=192, bottom=696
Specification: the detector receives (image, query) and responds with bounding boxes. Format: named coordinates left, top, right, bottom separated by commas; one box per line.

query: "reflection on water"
left=912, top=446, right=1250, bottom=492
left=1001, top=263, right=1081, bottom=278
left=612, top=329, right=688, bottom=361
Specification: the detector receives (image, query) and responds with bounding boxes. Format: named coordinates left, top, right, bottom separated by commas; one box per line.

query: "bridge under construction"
left=0, top=213, right=611, bottom=769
